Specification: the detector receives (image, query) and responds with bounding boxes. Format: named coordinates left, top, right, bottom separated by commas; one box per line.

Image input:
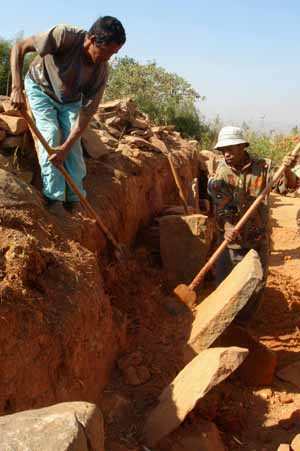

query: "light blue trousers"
left=25, top=76, right=86, bottom=202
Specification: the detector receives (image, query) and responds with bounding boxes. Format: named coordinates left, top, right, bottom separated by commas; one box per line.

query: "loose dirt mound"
left=0, top=169, right=118, bottom=414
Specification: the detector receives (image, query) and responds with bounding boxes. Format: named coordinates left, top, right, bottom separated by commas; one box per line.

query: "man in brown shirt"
left=10, top=16, right=126, bottom=214
left=208, top=126, right=271, bottom=324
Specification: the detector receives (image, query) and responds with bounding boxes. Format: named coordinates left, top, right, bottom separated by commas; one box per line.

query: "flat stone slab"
left=277, top=361, right=300, bottom=389
left=185, top=249, right=262, bottom=360
left=0, top=401, right=104, bottom=451
left=159, top=213, right=213, bottom=285
left=144, top=346, right=248, bottom=447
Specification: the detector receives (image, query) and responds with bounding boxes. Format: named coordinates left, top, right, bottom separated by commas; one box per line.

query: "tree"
left=0, top=34, right=34, bottom=96
left=105, top=56, right=208, bottom=140
left=291, top=126, right=299, bottom=136
left=0, top=39, right=11, bottom=95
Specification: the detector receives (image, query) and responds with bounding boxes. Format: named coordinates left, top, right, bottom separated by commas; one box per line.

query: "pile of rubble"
left=0, top=95, right=202, bottom=207
left=0, top=96, right=34, bottom=184
left=82, top=97, right=196, bottom=159
left=0, top=95, right=195, bottom=166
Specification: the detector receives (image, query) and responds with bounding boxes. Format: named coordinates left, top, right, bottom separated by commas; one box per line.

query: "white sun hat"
left=215, top=126, right=249, bottom=149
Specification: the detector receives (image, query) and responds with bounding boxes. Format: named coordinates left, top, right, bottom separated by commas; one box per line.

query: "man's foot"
left=64, top=201, right=85, bottom=215
left=44, top=198, right=66, bottom=218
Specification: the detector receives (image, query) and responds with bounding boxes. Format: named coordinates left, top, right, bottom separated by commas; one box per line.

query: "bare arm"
left=10, top=37, right=35, bottom=110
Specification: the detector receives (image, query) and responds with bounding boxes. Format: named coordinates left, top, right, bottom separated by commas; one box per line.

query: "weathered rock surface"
left=0, top=97, right=16, bottom=115
left=184, top=249, right=262, bottom=361
left=123, top=135, right=161, bottom=152
left=0, top=113, right=28, bottom=135
left=277, top=361, right=300, bottom=389
left=144, top=346, right=248, bottom=446
left=159, top=213, right=213, bottom=285
left=82, top=126, right=110, bottom=158
left=0, top=402, right=104, bottom=451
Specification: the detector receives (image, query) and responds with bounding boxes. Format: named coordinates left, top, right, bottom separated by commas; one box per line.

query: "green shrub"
left=245, top=131, right=299, bottom=165
left=106, top=56, right=209, bottom=140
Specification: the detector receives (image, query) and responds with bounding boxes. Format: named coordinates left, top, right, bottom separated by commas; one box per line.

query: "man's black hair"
left=89, top=16, right=126, bottom=45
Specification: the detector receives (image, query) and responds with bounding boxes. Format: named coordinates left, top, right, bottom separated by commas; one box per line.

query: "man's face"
left=87, top=36, right=122, bottom=63
left=220, top=144, right=248, bottom=167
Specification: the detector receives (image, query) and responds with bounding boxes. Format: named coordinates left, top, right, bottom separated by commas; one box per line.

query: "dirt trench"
left=99, top=193, right=300, bottom=451
left=0, top=140, right=197, bottom=417
left=1, top=97, right=300, bottom=450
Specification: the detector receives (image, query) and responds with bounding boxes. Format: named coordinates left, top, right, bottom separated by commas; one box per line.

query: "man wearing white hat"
left=208, top=126, right=271, bottom=324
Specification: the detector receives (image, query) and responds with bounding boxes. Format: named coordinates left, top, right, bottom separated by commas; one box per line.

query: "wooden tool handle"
left=167, top=153, right=189, bottom=214
left=189, top=142, right=300, bottom=291
left=21, top=110, right=122, bottom=252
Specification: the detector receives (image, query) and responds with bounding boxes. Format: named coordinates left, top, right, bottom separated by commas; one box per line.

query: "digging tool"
left=174, top=141, right=300, bottom=306
left=167, top=153, right=189, bottom=214
left=21, top=110, right=126, bottom=258
left=153, top=137, right=189, bottom=214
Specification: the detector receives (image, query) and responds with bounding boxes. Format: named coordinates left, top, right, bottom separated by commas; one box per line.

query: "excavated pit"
left=0, top=97, right=205, bottom=418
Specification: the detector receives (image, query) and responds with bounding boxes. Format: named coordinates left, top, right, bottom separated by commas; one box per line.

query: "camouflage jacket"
left=208, top=152, right=271, bottom=249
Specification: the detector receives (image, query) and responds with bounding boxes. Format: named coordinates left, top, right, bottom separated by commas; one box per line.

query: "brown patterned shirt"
left=208, top=152, right=271, bottom=249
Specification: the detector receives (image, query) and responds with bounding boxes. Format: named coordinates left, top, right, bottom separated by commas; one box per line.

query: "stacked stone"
left=0, top=96, right=33, bottom=183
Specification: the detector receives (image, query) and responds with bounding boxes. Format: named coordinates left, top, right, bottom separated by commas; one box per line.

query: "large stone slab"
left=143, top=346, right=248, bottom=447
left=185, top=249, right=262, bottom=360
left=0, top=402, right=104, bottom=451
left=159, top=213, right=213, bottom=285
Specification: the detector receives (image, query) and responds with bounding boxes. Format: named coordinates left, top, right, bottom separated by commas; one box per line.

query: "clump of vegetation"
left=0, top=38, right=11, bottom=95
left=246, top=131, right=300, bottom=165
left=106, top=56, right=214, bottom=142
left=0, top=35, right=34, bottom=96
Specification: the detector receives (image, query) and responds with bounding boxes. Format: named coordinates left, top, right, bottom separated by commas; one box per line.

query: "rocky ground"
left=1, top=95, right=300, bottom=450
left=100, top=193, right=300, bottom=451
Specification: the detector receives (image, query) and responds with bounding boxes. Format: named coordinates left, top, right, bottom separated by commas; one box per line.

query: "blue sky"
left=2, top=0, right=300, bottom=132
